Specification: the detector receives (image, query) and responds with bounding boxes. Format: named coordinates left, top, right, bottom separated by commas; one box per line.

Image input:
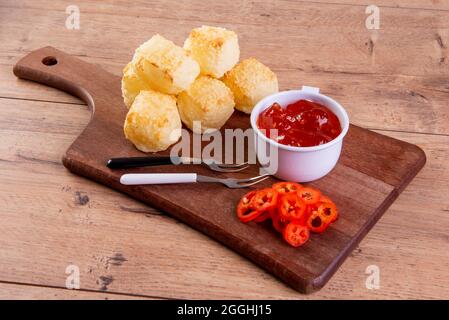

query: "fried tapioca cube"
left=184, top=25, right=239, bottom=79
left=177, top=76, right=235, bottom=133
left=222, top=58, right=278, bottom=114
left=124, top=90, right=181, bottom=152
left=121, top=62, right=148, bottom=109
left=132, top=34, right=200, bottom=95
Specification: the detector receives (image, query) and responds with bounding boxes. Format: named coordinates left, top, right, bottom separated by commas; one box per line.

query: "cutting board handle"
left=13, top=46, right=119, bottom=113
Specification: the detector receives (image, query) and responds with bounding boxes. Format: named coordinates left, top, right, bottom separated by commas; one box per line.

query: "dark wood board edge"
left=395, top=144, right=427, bottom=194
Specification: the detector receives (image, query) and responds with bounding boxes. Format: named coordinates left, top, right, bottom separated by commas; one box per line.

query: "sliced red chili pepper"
left=306, top=210, right=330, bottom=233
left=283, top=222, right=310, bottom=247
left=297, top=187, right=321, bottom=205
left=272, top=181, right=303, bottom=195
left=278, top=193, right=306, bottom=222
left=252, top=188, right=278, bottom=212
left=254, top=209, right=272, bottom=223
left=236, top=191, right=261, bottom=223
left=271, top=210, right=288, bottom=233
left=237, top=186, right=338, bottom=244
left=317, top=201, right=339, bottom=223
left=302, top=203, right=317, bottom=225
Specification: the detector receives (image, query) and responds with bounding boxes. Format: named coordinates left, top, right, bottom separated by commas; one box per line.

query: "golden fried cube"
left=222, top=58, right=278, bottom=114
left=121, top=62, right=148, bottom=109
left=177, top=76, right=235, bottom=133
left=184, top=26, right=239, bottom=78
left=132, top=34, right=200, bottom=95
left=124, top=90, right=181, bottom=152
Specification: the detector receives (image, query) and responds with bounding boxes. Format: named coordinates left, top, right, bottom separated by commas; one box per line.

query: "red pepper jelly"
left=257, top=99, right=342, bottom=147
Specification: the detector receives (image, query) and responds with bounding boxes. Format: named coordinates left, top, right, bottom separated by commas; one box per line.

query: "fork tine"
left=238, top=175, right=271, bottom=187
left=216, top=162, right=249, bottom=168
left=228, top=175, right=270, bottom=189
left=223, top=173, right=271, bottom=188
left=234, top=173, right=270, bottom=183
left=216, top=166, right=249, bottom=173
left=205, top=161, right=249, bottom=172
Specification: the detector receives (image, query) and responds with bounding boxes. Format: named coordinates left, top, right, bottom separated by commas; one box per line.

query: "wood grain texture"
left=11, top=46, right=425, bottom=293
left=2, top=1, right=449, bottom=78
left=305, top=0, right=449, bottom=11
left=310, top=1, right=449, bottom=11
left=4, top=62, right=449, bottom=135
left=0, top=0, right=448, bottom=299
left=0, top=97, right=446, bottom=299
left=0, top=283, right=151, bottom=300
left=2, top=1, right=449, bottom=135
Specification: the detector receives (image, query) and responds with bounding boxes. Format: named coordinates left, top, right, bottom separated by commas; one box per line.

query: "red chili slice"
left=283, top=222, right=310, bottom=247
left=306, top=210, right=330, bottom=233
left=278, top=193, right=307, bottom=222
left=297, top=187, right=321, bottom=205
left=271, top=210, right=289, bottom=233
left=317, top=201, right=339, bottom=223
left=252, top=188, right=278, bottom=212
left=272, top=181, right=303, bottom=195
left=302, top=203, right=317, bottom=225
left=236, top=191, right=261, bottom=223
left=253, top=210, right=272, bottom=223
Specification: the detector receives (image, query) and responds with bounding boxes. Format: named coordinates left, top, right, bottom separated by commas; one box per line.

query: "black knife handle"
left=106, top=155, right=181, bottom=169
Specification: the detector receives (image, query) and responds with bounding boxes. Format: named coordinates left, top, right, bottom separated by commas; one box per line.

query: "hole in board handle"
left=42, top=56, right=58, bottom=66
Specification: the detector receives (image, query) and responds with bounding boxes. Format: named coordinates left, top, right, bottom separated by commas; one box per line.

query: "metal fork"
left=201, top=159, right=249, bottom=173
left=107, top=155, right=249, bottom=173
left=120, top=172, right=271, bottom=188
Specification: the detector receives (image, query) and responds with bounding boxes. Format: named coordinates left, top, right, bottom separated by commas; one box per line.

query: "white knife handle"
left=120, top=173, right=198, bottom=185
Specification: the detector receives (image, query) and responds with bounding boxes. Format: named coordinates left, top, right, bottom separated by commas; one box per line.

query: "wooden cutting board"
left=13, top=47, right=426, bottom=294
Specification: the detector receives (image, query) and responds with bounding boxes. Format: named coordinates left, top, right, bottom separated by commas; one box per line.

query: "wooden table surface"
left=1, top=0, right=448, bottom=300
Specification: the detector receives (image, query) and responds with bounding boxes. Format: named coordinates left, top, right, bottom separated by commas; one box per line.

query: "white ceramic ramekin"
left=250, top=86, right=349, bottom=182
